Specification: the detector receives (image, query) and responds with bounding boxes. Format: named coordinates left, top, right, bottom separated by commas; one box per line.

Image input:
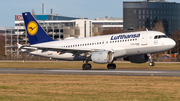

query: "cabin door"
left=141, top=32, right=148, bottom=45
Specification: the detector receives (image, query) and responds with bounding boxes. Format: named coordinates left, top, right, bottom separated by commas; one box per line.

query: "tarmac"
left=0, top=68, right=180, bottom=76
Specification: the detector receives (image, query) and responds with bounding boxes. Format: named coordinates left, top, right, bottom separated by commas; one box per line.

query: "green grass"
left=0, top=61, right=180, bottom=70
left=0, top=86, right=16, bottom=89
left=0, top=74, right=180, bottom=101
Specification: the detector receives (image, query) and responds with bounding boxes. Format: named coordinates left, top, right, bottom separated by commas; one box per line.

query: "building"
left=92, top=17, right=123, bottom=35
left=0, top=27, right=5, bottom=34
left=123, top=0, right=180, bottom=36
left=93, top=18, right=123, bottom=29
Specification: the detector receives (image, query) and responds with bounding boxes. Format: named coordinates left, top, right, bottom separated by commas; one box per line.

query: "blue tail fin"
left=22, top=12, right=54, bottom=45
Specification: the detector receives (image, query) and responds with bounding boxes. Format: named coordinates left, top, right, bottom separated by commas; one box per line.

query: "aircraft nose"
left=169, top=38, right=176, bottom=48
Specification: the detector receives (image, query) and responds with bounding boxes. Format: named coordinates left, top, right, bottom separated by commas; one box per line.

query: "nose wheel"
left=149, top=62, right=155, bottom=66
left=107, top=63, right=116, bottom=69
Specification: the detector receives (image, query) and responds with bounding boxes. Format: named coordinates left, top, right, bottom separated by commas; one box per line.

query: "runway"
left=0, top=68, right=180, bottom=76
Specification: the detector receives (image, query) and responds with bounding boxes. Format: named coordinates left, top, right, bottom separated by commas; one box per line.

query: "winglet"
left=22, top=12, right=54, bottom=45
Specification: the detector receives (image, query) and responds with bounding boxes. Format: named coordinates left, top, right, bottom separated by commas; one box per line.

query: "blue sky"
left=0, top=0, right=180, bottom=27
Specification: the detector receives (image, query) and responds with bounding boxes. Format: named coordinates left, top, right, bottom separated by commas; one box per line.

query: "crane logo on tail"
left=27, top=21, right=38, bottom=36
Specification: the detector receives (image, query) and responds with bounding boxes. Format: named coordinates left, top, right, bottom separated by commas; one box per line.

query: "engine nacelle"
left=91, top=51, right=114, bottom=64
left=124, top=54, right=149, bottom=63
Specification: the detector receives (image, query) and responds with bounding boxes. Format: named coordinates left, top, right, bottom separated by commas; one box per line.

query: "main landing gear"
left=107, top=63, right=116, bottom=69
left=149, top=54, right=155, bottom=66
left=82, top=61, right=92, bottom=70
left=82, top=61, right=117, bottom=70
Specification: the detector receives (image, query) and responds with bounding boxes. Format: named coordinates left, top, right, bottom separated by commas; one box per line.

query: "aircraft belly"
left=125, top=46, right=157, bottom=55
left=125, top=44, right=172, bottom=55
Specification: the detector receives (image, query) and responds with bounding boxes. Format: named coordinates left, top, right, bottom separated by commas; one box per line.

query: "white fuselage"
left=22, top=31, right=175, bottom=61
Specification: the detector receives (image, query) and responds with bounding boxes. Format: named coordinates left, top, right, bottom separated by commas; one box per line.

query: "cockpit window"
left=154, top=36, right=158, bottom=39
left=162, top=35, right=167, bottom=38
left=154, top=35, right=168, bottom=39
left=158, top=35, right=161, bottom=38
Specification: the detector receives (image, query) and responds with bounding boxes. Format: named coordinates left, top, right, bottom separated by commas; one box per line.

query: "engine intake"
left=91, top=51, right=114, bottom=64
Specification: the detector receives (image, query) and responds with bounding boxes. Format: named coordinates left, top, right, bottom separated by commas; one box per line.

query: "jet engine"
left=91, top=51, right=114, bottom=64
left=124, top=54, right=149, bottom=63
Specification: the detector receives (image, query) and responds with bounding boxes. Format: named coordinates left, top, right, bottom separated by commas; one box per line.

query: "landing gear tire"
left=82, top=63, right=92, bottom=70
left=149, top=62, right=155, bottom=66
left=107, top=63, right=116, bottom=69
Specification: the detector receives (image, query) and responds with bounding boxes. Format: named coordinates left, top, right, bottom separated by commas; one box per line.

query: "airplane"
left=17, top=12, right=176, bottom=70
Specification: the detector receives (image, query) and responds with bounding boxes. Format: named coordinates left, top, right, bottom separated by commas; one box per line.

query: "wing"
left=17, top=43, right=105, bottom=54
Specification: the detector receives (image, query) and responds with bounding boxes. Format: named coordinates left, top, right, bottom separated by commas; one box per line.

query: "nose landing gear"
left=149, top=62, right=155, bottom=66
left=149, top=54, right=155, bottom=66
